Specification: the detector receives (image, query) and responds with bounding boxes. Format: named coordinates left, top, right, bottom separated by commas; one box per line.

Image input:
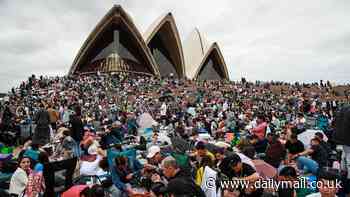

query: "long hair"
left=17, top=156, right=33, bottom=171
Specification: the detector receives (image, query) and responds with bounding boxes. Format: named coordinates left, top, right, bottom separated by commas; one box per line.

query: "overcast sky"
left=1, top=0, right=349, bottom=92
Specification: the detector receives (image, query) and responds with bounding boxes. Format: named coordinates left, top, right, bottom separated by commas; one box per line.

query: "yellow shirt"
left=195, top=166, right=204, bottom=186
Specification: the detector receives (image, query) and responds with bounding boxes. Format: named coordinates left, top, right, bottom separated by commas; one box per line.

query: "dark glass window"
left=148, top=32, right=178, bottom=77
left=78, top=23, right=152, bottom=74
left=197, top=52, right=224, bottom=80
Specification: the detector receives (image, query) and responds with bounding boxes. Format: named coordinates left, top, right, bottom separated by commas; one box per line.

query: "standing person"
left=195, top=155, right=214, bottom=186
left=160, top=102, right=167, bottom=120
left=333, top=105, right=350, bottom=197
left=69, top=106, right=84, bottom=143
left=126, top=113, right=138, bottom=136
left=1, top=102, right=13, bottom=132
left=32, top=103, right=50, bottom=146
left=9, top=156, right=32, bottom=197
left=47, top=104, right=59, bottom=131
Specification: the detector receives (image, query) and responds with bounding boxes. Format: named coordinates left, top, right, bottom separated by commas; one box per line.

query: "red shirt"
left=251, top=122, right=267, bottom=140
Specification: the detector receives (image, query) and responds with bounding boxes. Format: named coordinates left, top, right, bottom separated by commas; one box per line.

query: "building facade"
left=69, top=5, right=229, bottom=81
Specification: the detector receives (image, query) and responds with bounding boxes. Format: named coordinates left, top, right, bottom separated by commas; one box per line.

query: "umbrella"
left=237, top=153, right=256, bottom=170
left=298, top=129, right=328, bottom=148
left=61, top=185, right=88, bottom=197
left=252, top=159, right=277, bottom=179
left=137, top=113, right=156, bottom=130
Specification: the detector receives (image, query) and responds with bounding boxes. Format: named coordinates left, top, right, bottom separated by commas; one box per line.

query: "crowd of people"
left=0, top=72, right=349, bottom=197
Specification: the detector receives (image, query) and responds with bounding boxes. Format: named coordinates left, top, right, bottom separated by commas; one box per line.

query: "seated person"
left=62, top=184, right=105, bottom=197
left=314, top=132, right=332, bottom=154
left=219, top=154, right=262, bottom=197
left=306, top=168, right=341, bottom=197
left=265, top=133, right=286, bottom=168
left=146, top=146, right=164, bottom=167
left=9, top=156, right=32, bottom=197
left=293, top=113, right=306, bottom=134
left=285, top=133, right=305, bottom=161
left=147, top=132, right=161, bottom=148
left=79, top=144, right=104, bottom=176
left=114, top=156, right=142, bottom=185
left=109, top=151, right=143, bottom=197
left=96, top=157, right=120, bottom=197
left=53, top=129, right=78, bottom=159
left=194, top=141, right=215, bottom=162
left=248, top=135, right=268, bottom=154
left=100, top=125, right=120, bottom=149
left=151, top=156, right=205, bottom=197
left=292, top=138, right=328, bottom=175
left=250, top=114, right=267, bottom=141
left=277, top=166, right=313, bottom=197
left=110, top=121, right=124, bottom=143
left=277, top=166, right=298, bottom=197
left=22, top=144, right=40, bottom=162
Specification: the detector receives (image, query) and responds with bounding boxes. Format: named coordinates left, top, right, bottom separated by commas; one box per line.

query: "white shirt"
left=223, top=102, right=228, bottom=111
left=80, top=155, right=103, bottom=176
left=160, top=103, right=167, bottom=116
left=200, top=166, right=219, bottom=197
left=9, top=168, right=28, bottom=195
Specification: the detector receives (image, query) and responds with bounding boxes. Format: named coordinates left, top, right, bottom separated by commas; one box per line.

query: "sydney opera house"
left=69, top=5, right=229, bottom=81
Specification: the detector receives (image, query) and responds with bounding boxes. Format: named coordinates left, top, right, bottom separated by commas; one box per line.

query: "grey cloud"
left=1, top=0, right=350, bottom=92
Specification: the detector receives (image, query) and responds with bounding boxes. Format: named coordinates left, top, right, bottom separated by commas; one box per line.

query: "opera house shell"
left=69, top=5, right=229, bottom=81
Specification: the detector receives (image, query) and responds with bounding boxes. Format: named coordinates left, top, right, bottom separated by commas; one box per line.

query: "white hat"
left=147, top=146, right=161, bottom=158
left=215, top=141, right=231, bottom=148
left=88, top=144, right=98, bottom=155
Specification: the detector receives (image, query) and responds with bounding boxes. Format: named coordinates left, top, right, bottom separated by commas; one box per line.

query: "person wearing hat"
left=147, top=146, right=164, bottom=167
